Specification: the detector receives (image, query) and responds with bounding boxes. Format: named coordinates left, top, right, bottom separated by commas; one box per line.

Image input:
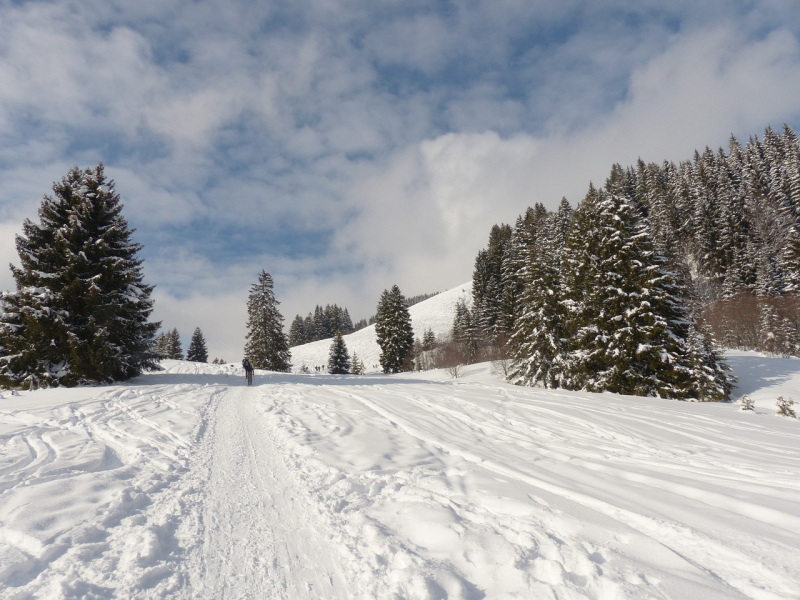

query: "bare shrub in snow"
left=491, top=358, right=512, bottom=378
left=447, top=363, right=462, bottom=379
left=776, top=396, right=796, bottom=417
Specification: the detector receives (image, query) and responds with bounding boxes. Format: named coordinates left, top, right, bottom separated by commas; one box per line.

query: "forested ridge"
left=464, top=125, right=800, bottom=399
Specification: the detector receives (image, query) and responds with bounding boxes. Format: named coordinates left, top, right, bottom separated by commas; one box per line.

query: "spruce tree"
left=508, top=221, right=566, bottom=388
left=187, top=327, right=208, bottom=363
left=350, top=351, right=365, bottom=374
left=153, top=332, right=170, bottom=358
left=168, top=328, right=183, bottom=360
left=472, top=224, right=513, bottom=340
left=422, top=328, right=437, bottom=351
left=561, top=190, right=701, bottom=398
left=327, top=331, right=351, bottom=374
left=244, top=270, right=291, bottom=372
left=288, top=315, right=307, bottom=347
left=0, top=164, right=159, bottom=387
left=452, top=299, right=480, bottom=363
left=375, top=285, right=414, bottom=373
left=780, top=225, right=800, bottom=293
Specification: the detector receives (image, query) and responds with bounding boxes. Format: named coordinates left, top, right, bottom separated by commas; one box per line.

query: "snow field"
left=0, top=362, right=239, bottom=598
left=0, top=352, right=798, bottom=598
left=253, top=368, right=800, bottom=599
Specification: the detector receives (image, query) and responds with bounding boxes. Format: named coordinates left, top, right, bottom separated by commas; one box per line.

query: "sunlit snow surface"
left=0, top=308, right=799, bottom=597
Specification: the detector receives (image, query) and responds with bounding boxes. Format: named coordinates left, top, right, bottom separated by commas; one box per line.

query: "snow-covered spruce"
left=561, top=189, right=732, bottom=399
left=0, top=164, right=159, bottom=388
left=472, top=223, right=514, bottom=342
left=374, top=285, right=415, bottom=373
left=451, top=298, right=481, bottom=364
left=508, top=208, right=567, bottom=388
left=506, top=187, right=733, bottom=400
left=327, top=331, right=351, bottom=374
left=244, top=270, right=291, bottom=372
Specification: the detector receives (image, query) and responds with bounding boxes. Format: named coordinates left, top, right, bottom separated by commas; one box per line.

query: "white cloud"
left=325, top=21, right=800, bottom=318
left=0, top=222, right=21, bottom=293
left=151, top=289, right=248, bottom=364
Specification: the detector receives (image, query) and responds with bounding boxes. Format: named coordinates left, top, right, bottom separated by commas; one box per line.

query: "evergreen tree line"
left=612, top=126, right=800, bottom=354
left=301, top=284, right=417, bottom=375
left=406, top=291, right=440, bottom=307
left=467, top=186, right=735, bottom=401
left=352, top=317, right=371, bottom=332
left=242, top=276, right=417, bottom=376
left=288, top=304, right=354, bottom=347
left=471, top=125, right=800, bottom=359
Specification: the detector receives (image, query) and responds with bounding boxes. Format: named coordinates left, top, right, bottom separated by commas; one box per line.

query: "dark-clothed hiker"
left=242, top=358, right=254, bottom=385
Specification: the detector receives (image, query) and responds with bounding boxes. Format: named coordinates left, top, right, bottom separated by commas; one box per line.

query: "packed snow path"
left=176, top=384, right=350, bottom=599
left=0, top=357, right=799, bottom=599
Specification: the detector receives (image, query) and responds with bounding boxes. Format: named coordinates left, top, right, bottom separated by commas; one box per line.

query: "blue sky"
left=1, top=0, right=800, bottom=361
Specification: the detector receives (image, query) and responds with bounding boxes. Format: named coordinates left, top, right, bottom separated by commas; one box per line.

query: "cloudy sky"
left=1, top=0, right=800, bottom=361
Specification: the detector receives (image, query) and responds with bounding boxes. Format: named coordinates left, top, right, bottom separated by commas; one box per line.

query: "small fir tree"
left=244, top=271, right=291, bottom=372
left=740, top=395, right=755, bottom=411
left=375, top=285, right=415, bottom=373
left=187, top=327, right=208, bottom=363
left=350, top=351, right=365, bottom=374
left=327, top=331, right=351, bottom=374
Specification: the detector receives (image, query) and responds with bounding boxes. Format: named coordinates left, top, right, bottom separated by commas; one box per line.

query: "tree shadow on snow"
left=250, top=372, right=444, bottom=387
left=127, top=369, right=442, bottom=389
left=726, top=353, right=800, bottom=396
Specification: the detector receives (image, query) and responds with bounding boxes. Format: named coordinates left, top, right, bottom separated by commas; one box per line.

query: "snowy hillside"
left=0, top=352, right=798, bottom=599
left=290, top=282, right=472, bottom=371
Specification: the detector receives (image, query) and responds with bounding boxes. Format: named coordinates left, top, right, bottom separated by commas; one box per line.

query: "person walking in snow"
left=242, top=358, right=254, bottom=386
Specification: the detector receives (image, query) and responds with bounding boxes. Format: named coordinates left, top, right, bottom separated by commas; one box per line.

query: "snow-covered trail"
left=175, top=383, right=351, bottom=599
left=0, top=357, right=799, bottom=599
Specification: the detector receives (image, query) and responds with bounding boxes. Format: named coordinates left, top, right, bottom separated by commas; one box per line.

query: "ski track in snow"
left=0, top=355, right=798, bottom=599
